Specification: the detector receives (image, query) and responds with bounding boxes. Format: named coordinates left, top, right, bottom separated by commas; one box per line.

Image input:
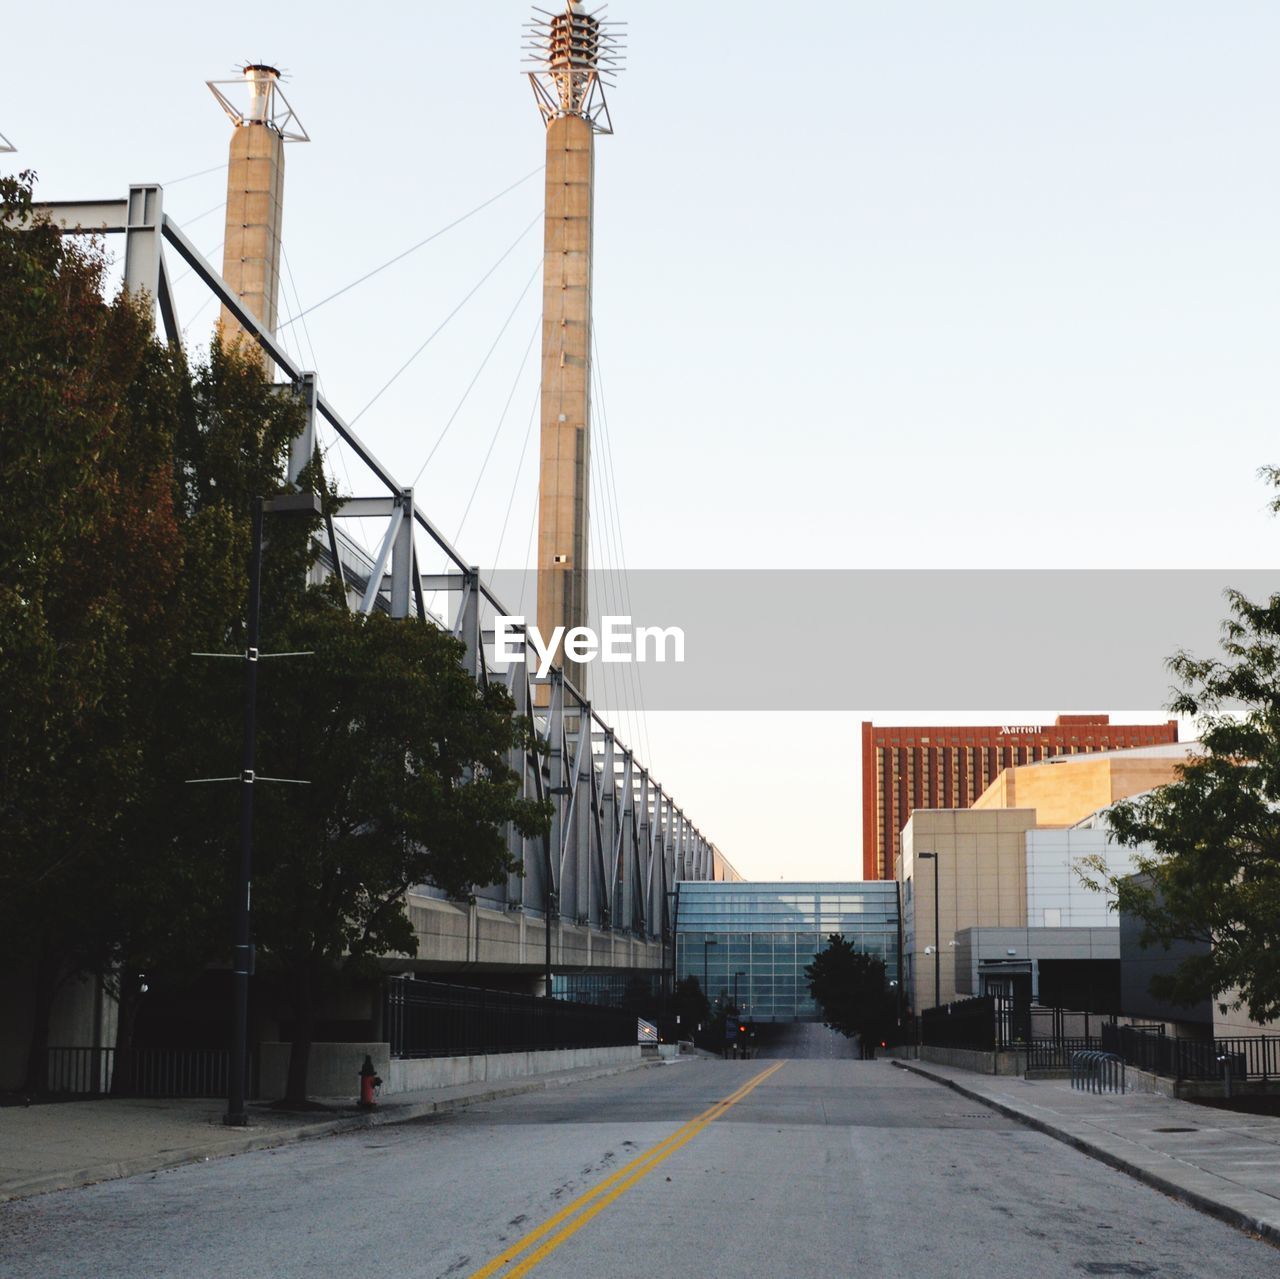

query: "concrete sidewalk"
left=0, top=1057, right=661, bottom=1203
left=895, top=1059, right=1280, bottom=1244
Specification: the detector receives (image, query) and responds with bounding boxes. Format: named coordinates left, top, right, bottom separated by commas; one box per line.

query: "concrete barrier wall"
left=259, top=1042, right=391, bottom=1101
left=260, top=1042, right=641, bottom=1100
left=386, top=1044, right=641, bottom=1094
left=917, top=1045, right=1027, bottom=1076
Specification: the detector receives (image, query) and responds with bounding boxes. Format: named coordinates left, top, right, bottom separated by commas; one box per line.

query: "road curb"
left=0, top=1057, right=658, bottom=1204
left=891, top=1059, right=1280, bottom=1248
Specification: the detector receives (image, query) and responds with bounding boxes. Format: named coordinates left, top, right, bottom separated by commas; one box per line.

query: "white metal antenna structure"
left=208, top=64, right=309, bottom=142
left=524, top=2, right=625, bottom=134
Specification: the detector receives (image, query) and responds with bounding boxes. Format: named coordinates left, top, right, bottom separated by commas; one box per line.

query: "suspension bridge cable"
left=493, top=385, right=541, bottom=570
left=453, top=315, right=541, bottom=545
left=161, top=162, right=225, bottom=187
left=279, top=246, right=371, bottom=556
left=350, top=214, right=541, bottom=427
left=282, top=245, right=324, bottom=389
left=516, top=478, right=539, bottom=618
left=181, top=292, right=218, bottom=337
left=176, top=199, right=227, bottom=230
left=592, top=330, right=655, bottom=767
left=588, top=460, right=629, bottom=742
left=594, top=426, right=643, bottom=753
left=172, top=238, right=224, bottom=288
left=276, top=167, right=543, bottom=330
left=408, top=255, right=542, bottom=485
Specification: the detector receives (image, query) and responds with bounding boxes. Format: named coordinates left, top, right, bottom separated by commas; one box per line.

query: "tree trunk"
left=110, top=970, right=144, bottom=1097
left=22, top=948, right=62, bottom=1095
left=283, top=969, right=315, bottom=1105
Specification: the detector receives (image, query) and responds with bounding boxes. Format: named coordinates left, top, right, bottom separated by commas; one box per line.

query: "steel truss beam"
left=31, top=185, right=728, bottom=949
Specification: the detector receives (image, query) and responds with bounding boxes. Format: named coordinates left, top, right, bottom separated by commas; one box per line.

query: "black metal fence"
left=1024, top=1007, right=1111, bottom=1070
left=920, top=996, right=1001, bottom=1051
left=47, top=1046, right=253, bottom=1098
left=384, top=977, right=637, bottom=1059
left=1102, top=1024, right=1280, bottom=1082
left=1027, top=1036, right=1100, bottom=1071
left=920, top=1001, right=1117, bottom=1065
left=47, top=1047, right=114, bottom=1095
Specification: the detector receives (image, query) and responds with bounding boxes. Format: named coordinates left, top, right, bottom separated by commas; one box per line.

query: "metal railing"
left=47, top=1046, right=114, bottom=1095
left=47, top=1046, right=253, bottom=1098
left=1102, top=1024, right=1280, bottom=1083
left=1071, top=1050, right=1126, bottom=1094
left=1027, top=1036, right=1101, bottom=1072
left=920, top=996, right=1002, bottom=1051
left=385, top=977, right=637, bottom=1059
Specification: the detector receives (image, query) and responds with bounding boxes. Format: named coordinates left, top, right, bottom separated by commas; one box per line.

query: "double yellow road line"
left=465, top=1060, right=787, bottom=1279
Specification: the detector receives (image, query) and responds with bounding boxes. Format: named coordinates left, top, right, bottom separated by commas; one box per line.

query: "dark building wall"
left=1119, top=874, right=1212, bottom=1026
left=1038, top=959, right=1120, bottom=1014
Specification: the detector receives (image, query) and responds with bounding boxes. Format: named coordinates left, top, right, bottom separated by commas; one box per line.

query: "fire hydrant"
left=358, top=1054, right=382, bottom=1110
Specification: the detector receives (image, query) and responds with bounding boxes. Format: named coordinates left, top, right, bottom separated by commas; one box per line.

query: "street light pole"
left=225, top=492, right=321, bottom=1128
left=666, top=886, right=681, bottom=1001
left=918, top=851, right=941, bottom=1010
left=226, top=497, right=264, bottom=1128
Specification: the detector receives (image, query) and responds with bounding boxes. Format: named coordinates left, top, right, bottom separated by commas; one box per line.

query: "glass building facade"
left=675, top=882, right=900, bottom=1021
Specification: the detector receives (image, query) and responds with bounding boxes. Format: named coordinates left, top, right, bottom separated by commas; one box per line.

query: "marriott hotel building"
left=860, top=715, right=1178, bottom=881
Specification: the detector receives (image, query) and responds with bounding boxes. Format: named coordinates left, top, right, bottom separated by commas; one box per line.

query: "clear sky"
left=7, top=2, right=1278, bottom=879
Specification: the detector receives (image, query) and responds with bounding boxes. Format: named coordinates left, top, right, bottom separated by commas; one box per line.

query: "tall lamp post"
left=225, top=491, right=321, bottom=1128
left=666, top=887, right=681, bottom=1001
left=917, top=851, right=941, bottom=1011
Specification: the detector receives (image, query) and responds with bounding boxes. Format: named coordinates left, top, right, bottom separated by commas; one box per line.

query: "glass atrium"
left=675, top=882, right=900, bottom=1021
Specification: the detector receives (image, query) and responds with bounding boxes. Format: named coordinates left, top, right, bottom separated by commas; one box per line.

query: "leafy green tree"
left=0, top=172, right=187, bottom=1088
left=804, top=934, right=895, bottom=1058
left=243, top=606, right=548, bottom=1104
left=672, top=975, right=710, bottom=1038
left=2, top=171, right=548, bottom=1104
left=1098, top=514, right=1280, bottom=1022
left=104, top=337, right=310, bottom=1089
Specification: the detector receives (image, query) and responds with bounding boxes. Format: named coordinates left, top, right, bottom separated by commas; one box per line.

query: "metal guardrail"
left=385, top=977, right=637, bottom=1059
left=47, top=1047, right=251, bottom=1098
left=1071, top=1050, right=1126, bottom=1094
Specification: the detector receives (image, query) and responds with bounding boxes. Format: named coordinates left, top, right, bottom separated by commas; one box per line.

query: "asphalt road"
left=3, top=1058, right=1279, bottom=1279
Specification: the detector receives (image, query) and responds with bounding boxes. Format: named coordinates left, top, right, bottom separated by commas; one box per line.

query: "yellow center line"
left=465, top=1060, right=786, bottom=1279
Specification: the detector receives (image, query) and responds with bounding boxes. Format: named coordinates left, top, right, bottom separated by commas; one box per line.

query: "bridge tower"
left=525, top=2, right=623, bottom=691
left=208, top=65, right=308, bottom=360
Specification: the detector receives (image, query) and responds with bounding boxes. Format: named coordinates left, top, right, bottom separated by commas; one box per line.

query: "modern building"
left=973, top=741, right=1192, bottom=830
left=674, top=882, right=899, bottom=1022
left=900, top=808, right=1037, bottom=1011
left=861, top=715, right=1179, bottom=880
left=896, top=745, right=1198, bottom=1011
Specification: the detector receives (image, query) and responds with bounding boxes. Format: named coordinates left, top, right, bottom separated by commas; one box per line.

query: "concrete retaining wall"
left=259, top=1042, right=391, bottom=1101
left=1125, top=1066, right=1280, bottom=1100
left=386, top=1044, right=640, bottom=1093
left=918, top=1045, right=1028, bottom=1076
left=260, top=1042, right=641, bottom=1100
